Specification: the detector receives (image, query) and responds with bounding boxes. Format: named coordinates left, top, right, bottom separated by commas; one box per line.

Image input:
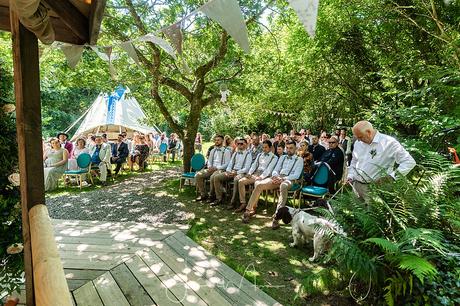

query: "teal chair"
left=179, top=153, right=206, bottom=191
left=64, top=153, right=93, bottom=189
left=298, top=162, right=331, bottom=205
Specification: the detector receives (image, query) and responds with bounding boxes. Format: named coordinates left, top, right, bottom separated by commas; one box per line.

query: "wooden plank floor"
left=11, top=219, right=281, bottom=306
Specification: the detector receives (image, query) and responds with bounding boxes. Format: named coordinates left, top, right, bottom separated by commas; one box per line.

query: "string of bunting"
left=265, top=109, right=297, bottom=117
left=58, top=0, right=320, bottom=74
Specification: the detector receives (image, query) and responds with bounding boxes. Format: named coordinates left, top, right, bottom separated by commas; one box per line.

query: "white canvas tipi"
left=70, top=86, right=158, bottom=140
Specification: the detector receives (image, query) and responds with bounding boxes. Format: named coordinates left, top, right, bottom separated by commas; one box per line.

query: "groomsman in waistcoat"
left=234, top=140, right=278, bottom=212
left=243, top=141, right=303, bottom=228
left=195, top=135, right=232, bottom=202
left=212, top=138, right=252, bottom=207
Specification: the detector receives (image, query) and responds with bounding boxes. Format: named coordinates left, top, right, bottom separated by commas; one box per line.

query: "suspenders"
left=211, top=147, right=226, bottom=167
left=230, top=151, right=249, bottom=170
left=278, top=155, right=298, bottom=177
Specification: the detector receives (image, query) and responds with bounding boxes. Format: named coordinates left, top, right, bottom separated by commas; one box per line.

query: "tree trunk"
left=181, top=101, right=202, bottom=172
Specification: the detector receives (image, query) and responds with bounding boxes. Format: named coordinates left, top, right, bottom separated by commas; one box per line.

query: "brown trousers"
left=246, top=178, right=292, bottom=212
left=195, top=169, right=222, bottom=197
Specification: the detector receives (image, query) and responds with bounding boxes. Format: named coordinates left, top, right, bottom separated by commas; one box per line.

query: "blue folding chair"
left=64, top=153, right=93, bottom=189
left=298, top=162, right=331, bottom=205
left=179, top=153, right=206, bottom=191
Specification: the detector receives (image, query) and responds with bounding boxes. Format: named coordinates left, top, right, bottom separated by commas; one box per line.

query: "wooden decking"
left=12, top=219, right=281, bottom=306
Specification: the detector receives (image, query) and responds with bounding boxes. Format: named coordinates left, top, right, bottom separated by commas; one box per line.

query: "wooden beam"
left=89, top=0, right=106, bottom=45
left=43, top=0, right=89, bottom=42
left=10, top=5, right=45, bottom=305
left=29, top=205, right=72, bottom=306
left=0, top=5, right=9, bottom=31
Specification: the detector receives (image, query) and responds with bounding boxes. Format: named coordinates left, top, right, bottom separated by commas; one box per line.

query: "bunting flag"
left=287, top=0, right=320, bottom=37
left=161, top=22, right=183, bottom=54
left=138, top=34, right=177, bottom=60
left=200, top=0, right=250, bottom=53
left=119, top=41, right=140, bottom=64
left=60, top=45, right=84, bottom=68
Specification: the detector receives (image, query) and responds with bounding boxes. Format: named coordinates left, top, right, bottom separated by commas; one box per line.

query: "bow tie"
left=264, top=153, right=269, bottom=156
left=237, top=152, right=243, bottom=155
left=287, top=156, right=293, bottom=160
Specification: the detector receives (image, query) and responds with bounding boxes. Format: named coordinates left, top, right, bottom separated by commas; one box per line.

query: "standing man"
left=195, top=135, right=232, bottom=202
left=234, top=140, right=278, bottom=212
left=111, top=134, right=129, bottom=175
left=309, top=135, right=326, bottom=162
left=347, top=121, right=416, bottom=199
left=213, top=138, right=252, bottom=207
left=242, top=141, right=303, bottom=228
left=89, top=135, right=111, bottom=186
left=57, top=132, right=73, bottom=156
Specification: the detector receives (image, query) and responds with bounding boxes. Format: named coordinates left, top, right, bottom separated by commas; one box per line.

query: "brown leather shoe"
left=242, top=212, right=251, bottom=223
left=234, top=204, right=247, bottom=213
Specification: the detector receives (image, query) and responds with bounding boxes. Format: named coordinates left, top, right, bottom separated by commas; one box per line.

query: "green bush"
left=313, top=152, right=460, bottom=305
left=0, top=60, right=22, bottom=297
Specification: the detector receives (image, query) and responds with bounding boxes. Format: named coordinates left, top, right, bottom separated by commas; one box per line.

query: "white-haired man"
left=347, top=121, right=416, bottom=199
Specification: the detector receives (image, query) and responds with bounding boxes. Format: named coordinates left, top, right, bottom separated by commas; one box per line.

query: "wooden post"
left=10, top=6, right=45, bottom=306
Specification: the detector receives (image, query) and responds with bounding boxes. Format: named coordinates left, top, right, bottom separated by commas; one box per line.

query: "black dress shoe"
left=206, top=197, right=216, bottom=204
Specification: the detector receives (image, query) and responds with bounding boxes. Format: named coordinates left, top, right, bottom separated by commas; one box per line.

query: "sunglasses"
left=237, top=143, right=244, bottom=145
left=328, top=141, right=337, bottom=144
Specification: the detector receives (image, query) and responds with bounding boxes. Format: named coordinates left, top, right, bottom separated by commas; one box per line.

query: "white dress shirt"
left=347, top=132, right=416, bottom=183
left=226, top=151, right=252, bottom=174
left=249, top=152, right=278, bottom=178
left=272, top=154, right=304, bottom=181
left=207, top=146, right=232, bottom=170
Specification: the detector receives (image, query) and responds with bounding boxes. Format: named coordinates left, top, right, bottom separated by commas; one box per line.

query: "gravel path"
left=46, top=167, right=194, bottom=224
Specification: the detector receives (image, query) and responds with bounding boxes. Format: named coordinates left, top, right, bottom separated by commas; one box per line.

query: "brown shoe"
left=271, top=219, right=280, bottom=230
left=234, top=204, right=247, bottom=213
left=242, top=212, right=251, bottom=224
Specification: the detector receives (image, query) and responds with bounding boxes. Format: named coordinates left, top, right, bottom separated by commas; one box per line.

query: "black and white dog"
left=274, top=206, right=346, bottom=261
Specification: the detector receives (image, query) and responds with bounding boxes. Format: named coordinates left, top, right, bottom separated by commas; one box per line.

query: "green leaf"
left=397, top=255, right=437, bottom=284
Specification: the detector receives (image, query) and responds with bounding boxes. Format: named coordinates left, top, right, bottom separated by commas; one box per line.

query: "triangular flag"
left=287, top=0, right=320, bottom=37
left=138, top=34, right=177, bottom=60
left=119, top=41, right=140, bottom=64
left=90, top=46, right=109, bottom=61
left=60, top=45, right=84, bottom=68
left=200, top=0, right=250, bottom=53
left=161, top=23, right=183, bottom=54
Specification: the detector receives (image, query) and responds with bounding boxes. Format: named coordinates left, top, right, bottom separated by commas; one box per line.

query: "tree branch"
left=151, top=85, right=184, bottom=132
left=159, top=76, right=193, bottom=101
left=205, top=60, right=243, bottom=84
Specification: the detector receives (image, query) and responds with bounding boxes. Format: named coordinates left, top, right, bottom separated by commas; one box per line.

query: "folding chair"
left=64, top=153, right=93, bottom=189
left=153, top=143, right=168, bottom=162
left=179, top=153, right=206, bottom=191
left=298, top=162, right=331, bottom=206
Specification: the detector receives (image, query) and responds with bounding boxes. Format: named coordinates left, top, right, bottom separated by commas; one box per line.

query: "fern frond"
left=397, top=254, right=437, bottom=283
left=364, top=238, right=400, bottom=254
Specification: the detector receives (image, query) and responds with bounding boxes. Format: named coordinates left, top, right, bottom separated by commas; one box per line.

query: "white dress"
left=44, top=148, right=66, bottom=191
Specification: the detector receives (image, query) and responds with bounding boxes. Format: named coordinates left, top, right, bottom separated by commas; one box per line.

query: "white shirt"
left=226, top=151, right=252, bottom=174
left=347, top=132, right=416, bottom=183
left=249, top=152, right=278, bottom=178
left=272, top=154, right=304, bottom=181
left=207, top=146, right=232, bottom=170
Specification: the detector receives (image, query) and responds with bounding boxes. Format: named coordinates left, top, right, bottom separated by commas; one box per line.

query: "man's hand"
left=225, top=171, right=237, bottom=177
left=254, top=175, right=262, bottom=181
left=208, top=167, right=217, bottom=172
left=271, top=176, right=283, bottom=185
left=346, top=178, right=353, bottom=185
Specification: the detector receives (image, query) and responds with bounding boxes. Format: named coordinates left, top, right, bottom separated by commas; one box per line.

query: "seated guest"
left=234, top=140, right=278, bottom=212
left=212, top=138, right=252, bottom=206
left=249, top=132, right=263, bottom=162
left=57, top=132, right=73, bottom=155
left=299, top=146, right=314, bottom=184
left=297, top=140, right=309, bottom=155
left=339, top=128, right=352, bottom=165
left=276, top=142, right=285, bottom=157
left=68, top=138, right=89, bottom=171
left=319, top=136, right=345, bottom=191
left=111, top=134, right=129, bottom=175
left=319, top=132, right=330, bottom=149
left=89, top=135, right=111, bottom=185
left=309, top=136, right=326, bottom=162
left=242, top=141, right=303, bottom=227
left=195, top=135, right=232, bottom=202
left=224, top=135, right=235, bottom=153
left=130, top=135, right=150, bottom=171
left=44, top=137, right=69, bottom=191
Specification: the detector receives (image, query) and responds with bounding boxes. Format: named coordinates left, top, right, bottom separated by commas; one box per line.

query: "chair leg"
left=179, top=178, right=183, bottom=191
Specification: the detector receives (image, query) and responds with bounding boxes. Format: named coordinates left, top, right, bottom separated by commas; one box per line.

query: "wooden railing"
left=29, top=205, right=72, bottom=306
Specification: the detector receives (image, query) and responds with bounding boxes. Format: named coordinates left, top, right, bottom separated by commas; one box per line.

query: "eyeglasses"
left=237, top=143, right=244, bottom=145
left=328, top=141, right=337, bottom=144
